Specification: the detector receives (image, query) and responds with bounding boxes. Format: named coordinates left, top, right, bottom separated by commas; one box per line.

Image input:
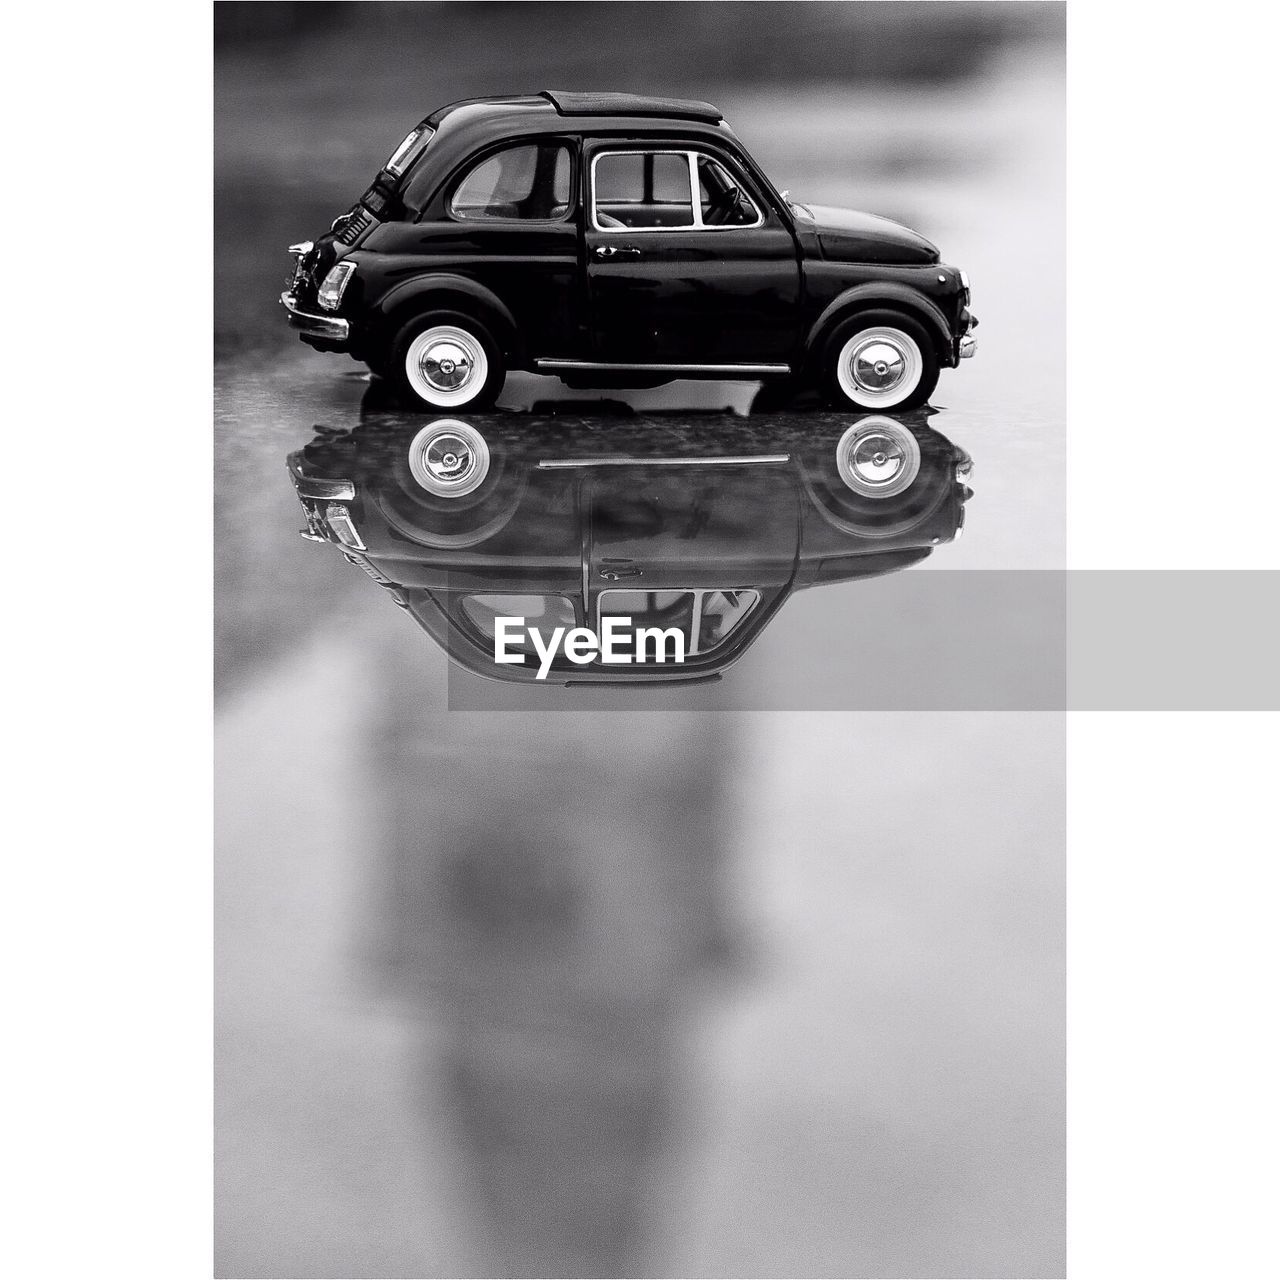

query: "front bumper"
left=280, top=291, right=350, bottom=343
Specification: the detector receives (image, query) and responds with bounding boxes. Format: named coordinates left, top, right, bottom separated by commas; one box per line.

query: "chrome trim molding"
left=538, top=454, right=790, bottom=469
left=535, top=358, right=790, bottom=375
left=280, top=291, right=350, bottom=340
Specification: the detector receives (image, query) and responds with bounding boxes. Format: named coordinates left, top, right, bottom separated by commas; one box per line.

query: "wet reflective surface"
left=216, top=13, right=1065, bottom=1278
left=288, top=392, right=973, bottom=687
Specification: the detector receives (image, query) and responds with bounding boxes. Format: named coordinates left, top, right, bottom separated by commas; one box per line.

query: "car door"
left=434, top=136, right=583, bottom=356
left=583, top=142, right=802, bottom=367
left=580, top=464, right=800, bottom=671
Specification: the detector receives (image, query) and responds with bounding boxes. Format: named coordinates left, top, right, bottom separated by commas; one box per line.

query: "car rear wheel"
left=391, top=312, right=505, bottom=410
left=376, top=419, right=528, bottom=549
left=826, top=312, right=939, bottom=412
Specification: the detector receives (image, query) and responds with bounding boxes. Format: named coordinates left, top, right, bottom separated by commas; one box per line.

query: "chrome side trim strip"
left=538, top=454, right=790, bottom=469
left=535, top=359, right=790, bottom=375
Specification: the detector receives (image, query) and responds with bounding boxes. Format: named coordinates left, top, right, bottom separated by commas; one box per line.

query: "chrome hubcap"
left=404, top=325, right=489, bottom=406
left=408, top=420, right=492, bottom=497
left=424, top=434, right=475, bottom=485
left=848, top=433, right=907, bottom=486
left=835, top=417, right=922, bottom=500
left=836, top=326, right=923, bottom=408
left=420, top=341, right=473, bottom=392
left=852, top=339, right=907, bottom=392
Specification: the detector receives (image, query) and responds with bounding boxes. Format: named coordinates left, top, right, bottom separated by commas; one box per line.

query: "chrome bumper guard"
left=280, top=291, right=350, bottom=341
left=959, top=334, right=978, bottom=359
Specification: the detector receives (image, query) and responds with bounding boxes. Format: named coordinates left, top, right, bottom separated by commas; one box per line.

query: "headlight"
left=317, top=261, right=356, bottom=312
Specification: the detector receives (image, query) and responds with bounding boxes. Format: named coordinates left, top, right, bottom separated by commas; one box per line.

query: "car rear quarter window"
left=449, top=143, right=573, bottom=221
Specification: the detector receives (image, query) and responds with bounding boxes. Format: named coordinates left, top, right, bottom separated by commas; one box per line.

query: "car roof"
left=540, top=90, right=723, bottom=123
left=427, top=91, right=723, bottom=127
left=405, top=93, right=744, bottom=212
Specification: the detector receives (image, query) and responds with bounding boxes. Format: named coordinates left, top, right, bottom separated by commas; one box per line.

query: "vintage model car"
left=286, top=407, right=973, bottom=684
left=281, top=91, right=978, bottom=412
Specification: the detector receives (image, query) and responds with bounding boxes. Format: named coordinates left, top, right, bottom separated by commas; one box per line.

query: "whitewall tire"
left=826, top=313, right=939, bottom=412
left=835, top=418, right=921, bottom=499
left=391, top=314, right=504, bottom=410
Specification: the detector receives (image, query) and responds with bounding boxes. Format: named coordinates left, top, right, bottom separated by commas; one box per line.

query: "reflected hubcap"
left=849, top=433, right=907, bottom=485
left=852, top=339, right=906, bottom=392
left=835, top=417, right=922, bottom=500
left=424, top=434, right=475, bottom=484
left=408, top=420, right=492, bottom=497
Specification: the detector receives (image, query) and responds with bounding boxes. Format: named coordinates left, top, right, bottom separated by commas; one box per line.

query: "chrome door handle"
left=594, top=245, right=641, bottom=259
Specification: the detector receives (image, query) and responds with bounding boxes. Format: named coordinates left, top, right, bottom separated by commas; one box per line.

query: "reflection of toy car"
left=288, top=409, right=973, bottom=684
left=281, top=92, right=978, bottom=412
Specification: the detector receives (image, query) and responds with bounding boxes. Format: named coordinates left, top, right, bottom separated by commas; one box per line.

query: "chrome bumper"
left=286, top=450, right=356, bottom=501
left=280, top=291, right=350, bottom=341
left=959, top=334, right=977, bottom=359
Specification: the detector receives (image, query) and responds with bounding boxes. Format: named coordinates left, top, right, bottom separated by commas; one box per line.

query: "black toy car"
left=281, top=91, right=978, bottom=412
left=287, top=408, right=973, bottom=684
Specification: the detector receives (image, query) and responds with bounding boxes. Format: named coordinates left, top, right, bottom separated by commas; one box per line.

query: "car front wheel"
left=826, top=312, right=939, bottom=412
left=391, top=313, right=505, bottom=410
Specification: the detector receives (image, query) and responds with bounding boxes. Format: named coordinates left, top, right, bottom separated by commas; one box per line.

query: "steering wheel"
left=705, top=186, right=747, bottom=226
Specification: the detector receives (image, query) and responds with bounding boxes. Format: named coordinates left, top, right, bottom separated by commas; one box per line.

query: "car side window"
left=592, top=149, right=763, bottom=231
left=592, top=151, right=694, bottom=229
left=449, top=142, right=573, bottom=221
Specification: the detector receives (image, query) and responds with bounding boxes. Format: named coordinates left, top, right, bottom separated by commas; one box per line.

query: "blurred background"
left=215, top=4, right=1065, bottom=1276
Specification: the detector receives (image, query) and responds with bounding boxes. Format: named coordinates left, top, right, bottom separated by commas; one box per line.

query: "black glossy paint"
left=287, top=397, right=972, bottom=684
left=283, top=92, right=974, bottom=376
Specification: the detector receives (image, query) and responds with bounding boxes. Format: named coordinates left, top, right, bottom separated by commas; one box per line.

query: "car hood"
left=802, top=204, right=940, bottom=266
